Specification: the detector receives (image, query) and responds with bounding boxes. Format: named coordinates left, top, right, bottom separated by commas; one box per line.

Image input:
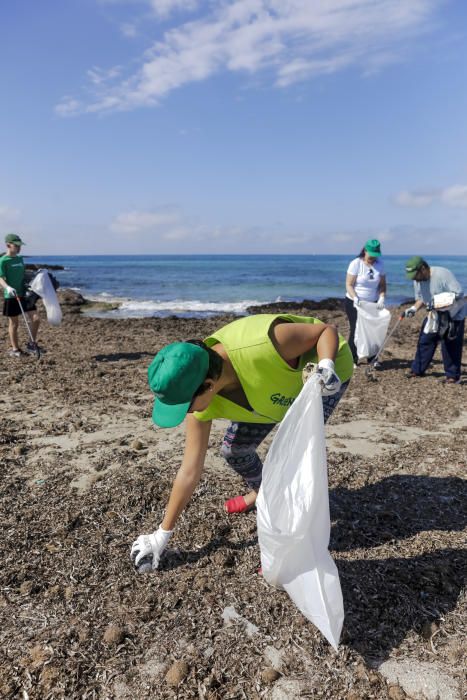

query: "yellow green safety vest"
left=194, top=314, right=353, bottom=424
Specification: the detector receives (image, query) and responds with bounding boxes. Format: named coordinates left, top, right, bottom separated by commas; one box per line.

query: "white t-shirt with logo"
left=346, top=257, right=385, bottom=302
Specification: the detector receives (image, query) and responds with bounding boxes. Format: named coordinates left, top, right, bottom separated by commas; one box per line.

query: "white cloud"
left=394, top=184, right=467, bottom=208
left=109, top=208, right=286, bottom=248
left=148, top=0, right=199, bottom=18
left=110, top=209, right=181, bottom=233
left=440, top=184, right=467, bottom=208
left=55, top=97, right=83, bottom=117
left=394, top=190, right=436, bottom=207
left=57, top=0, right=441, bottom=115
left=87, top=66, right=122, bottom=85
left=120, top=22, right=138, bottom=38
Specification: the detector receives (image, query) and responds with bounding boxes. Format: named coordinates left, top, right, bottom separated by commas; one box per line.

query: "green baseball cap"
left=364, top=239, right=381, bottom=257
left=5, top=233, right=25, bottom=246
left=148, top=342, right=209, bottom=428
left=405, top=255, right=427, bottom=279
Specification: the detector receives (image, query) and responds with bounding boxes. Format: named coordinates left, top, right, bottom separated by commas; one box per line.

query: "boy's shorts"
left=2, top=297, right=37, bottom=317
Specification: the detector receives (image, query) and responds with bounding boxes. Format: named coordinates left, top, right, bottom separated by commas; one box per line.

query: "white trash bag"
left=256, top=375, right=343, bottom=650
left=30, top=270, right=62, bottom=326
left=355, top=300, right=390, bottom=359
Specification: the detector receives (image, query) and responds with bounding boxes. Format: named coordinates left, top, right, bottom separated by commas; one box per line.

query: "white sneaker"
left=8, top=349, right=22, bottom=358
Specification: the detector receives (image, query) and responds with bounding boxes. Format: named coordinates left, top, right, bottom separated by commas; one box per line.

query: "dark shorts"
left=2, top=297, right=37, bottom=317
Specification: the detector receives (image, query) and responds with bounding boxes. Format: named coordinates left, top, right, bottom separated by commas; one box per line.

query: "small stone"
left=20, top=580, right=34, bottom=596
left=13, top=445, right=26, bottom=456
left=388, top=685, right=405, bottom=700
left=261, top=667, right=281, bottom=684
left=45, top=543, right=61, bottom=553
left=165, top=660, right=189, bottom=687
left=355, top=662, right=368, bottom=681
left=131, top=439, right=144, bottom=450
left=64, top=586, right=74, bottom=601
left=421, top=620, right=439, bottom=639
left=103, top=623, right=125, bottom=645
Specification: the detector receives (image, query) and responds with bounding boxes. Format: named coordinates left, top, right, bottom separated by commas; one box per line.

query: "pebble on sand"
left=103, top=624, right=125, bottom=645
left=165, top=660, right=190, bottom=686
left=261, top=667, right=281, bottom=684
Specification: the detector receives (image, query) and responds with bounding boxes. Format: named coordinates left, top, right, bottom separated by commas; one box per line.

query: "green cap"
left=405, top=255, right=427, bottom=279
left=5, top=233, right=25, bottom=246
left=148, top=342, right=209, bottom=428
left=364, top=239, right=381, bottom=257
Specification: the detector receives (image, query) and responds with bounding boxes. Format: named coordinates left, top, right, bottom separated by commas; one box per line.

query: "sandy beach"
left=0, top=297, right=465, bottom=699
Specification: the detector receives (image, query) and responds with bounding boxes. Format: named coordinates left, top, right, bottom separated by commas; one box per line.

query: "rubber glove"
left=316, top=359, right=342, bottom=396
left=376, top=295, right=385, bottom=310
left=5, top=285, right=16, bottom=297
left=353, top=296, right=361, bottom=308
left=130, top=526, right=173, bottom=573
left=402, top=305, right=417, bottom=318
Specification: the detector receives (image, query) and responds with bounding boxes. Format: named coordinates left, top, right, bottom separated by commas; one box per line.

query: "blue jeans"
left=221, top=380, right=350, bottom=489
left=411, top=318, right=464, bottom=380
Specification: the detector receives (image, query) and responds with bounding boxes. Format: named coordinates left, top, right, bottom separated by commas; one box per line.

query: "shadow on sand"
left=94, top=351, right=155, bottom=362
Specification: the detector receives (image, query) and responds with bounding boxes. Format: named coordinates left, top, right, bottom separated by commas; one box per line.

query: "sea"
left=27, top=255, right=467, bottom=319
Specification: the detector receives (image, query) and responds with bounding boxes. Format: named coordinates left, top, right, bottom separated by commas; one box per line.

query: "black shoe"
left=26, top=342, right=45, bottom=355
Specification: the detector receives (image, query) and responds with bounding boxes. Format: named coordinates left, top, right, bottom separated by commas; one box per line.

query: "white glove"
left=130, top=526, right=173, bottom=573
left=376, top=295, right=385, bottom=310
left=403, top=305, right=417, bottom=318
left=5, top=285, right=16, bottom=297
left=353, top=296, right=361, bottom=308
left=316, top=359, right=342, bottom=396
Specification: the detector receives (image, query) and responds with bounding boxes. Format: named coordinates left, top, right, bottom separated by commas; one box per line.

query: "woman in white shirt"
left=345, top=239, right=387, bottom=365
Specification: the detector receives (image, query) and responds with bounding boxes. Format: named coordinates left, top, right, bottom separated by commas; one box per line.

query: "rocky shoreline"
left=58, top=287, right=416, bottom=318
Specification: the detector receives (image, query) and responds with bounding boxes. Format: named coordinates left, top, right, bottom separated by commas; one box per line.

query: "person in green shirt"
left=0, top=233, right=40, bottom=357
left=131, top=313, right=353, bottom=572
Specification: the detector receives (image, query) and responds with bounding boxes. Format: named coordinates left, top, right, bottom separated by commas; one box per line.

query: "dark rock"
left=25, top=262, right=65, bottom=271
left=58, top=289, right=86, bottom=306
left=246, top=298, right=345, bottom=314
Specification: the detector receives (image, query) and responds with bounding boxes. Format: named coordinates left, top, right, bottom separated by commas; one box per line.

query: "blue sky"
left=1, top=0, right=467, bottom=255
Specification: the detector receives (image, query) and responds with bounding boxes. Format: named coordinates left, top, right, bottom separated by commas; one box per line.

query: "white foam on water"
left=81, top=293, right=264, bottom=318
left=119, top=299, right=259, bottom=314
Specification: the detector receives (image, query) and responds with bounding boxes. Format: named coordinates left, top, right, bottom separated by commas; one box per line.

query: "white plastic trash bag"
left=30, top=270, right=62, bottom=326
left=355, top=301, right=390, bottom=359
left=433, top=292, right=456, bottom=309
left=256, top=375, right=343, bottom=650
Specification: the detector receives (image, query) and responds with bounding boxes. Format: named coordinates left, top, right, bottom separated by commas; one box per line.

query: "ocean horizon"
left=27, top=254, right=467, bottom=319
